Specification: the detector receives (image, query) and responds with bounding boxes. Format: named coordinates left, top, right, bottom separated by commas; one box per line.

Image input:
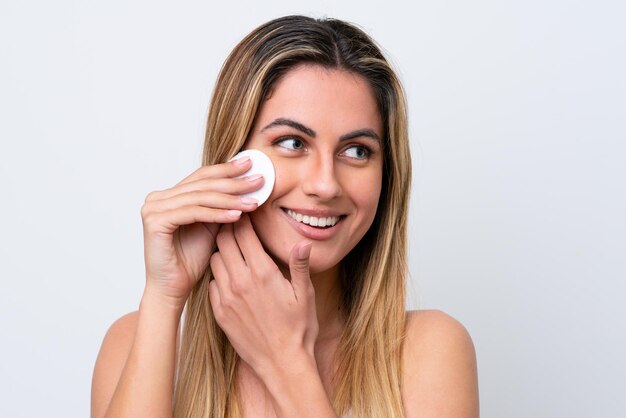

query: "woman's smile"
left=281, top=207, right=346, bottom=240
left=244, top=64, right=384, bottom=273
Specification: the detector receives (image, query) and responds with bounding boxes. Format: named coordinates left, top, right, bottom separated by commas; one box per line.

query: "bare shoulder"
left=401, top=310, right=479, bottom=418
left=91, top=311, right=139, bottom=418
left=404, top=309, right=475, bottom=353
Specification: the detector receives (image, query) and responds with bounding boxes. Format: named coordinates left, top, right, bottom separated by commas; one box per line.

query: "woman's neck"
left=311, top=264, right=344, bottom=340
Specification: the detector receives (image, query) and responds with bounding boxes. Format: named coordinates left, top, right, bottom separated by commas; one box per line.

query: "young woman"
left=91, top=15, right=478, bottom=418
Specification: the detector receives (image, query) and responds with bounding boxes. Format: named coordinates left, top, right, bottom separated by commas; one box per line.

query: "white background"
left=1, top=1, right=624, bottom=417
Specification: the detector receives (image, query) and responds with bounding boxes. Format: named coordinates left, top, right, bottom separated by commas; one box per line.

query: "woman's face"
left=245, top=65, right=383, bottom=274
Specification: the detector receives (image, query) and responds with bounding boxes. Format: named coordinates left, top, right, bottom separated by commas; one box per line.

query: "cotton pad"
left=229, top=149, right=276, bottom=206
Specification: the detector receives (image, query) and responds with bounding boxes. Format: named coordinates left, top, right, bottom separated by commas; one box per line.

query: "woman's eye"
left=343, top=145, right=371, bottom=160
left=275, top=137, right=305, bottom=151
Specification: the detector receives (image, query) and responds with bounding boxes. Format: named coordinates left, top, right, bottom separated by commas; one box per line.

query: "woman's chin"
left=308, top=258, right=339, bottom=275
left=264, top=245, right=339, bottom=276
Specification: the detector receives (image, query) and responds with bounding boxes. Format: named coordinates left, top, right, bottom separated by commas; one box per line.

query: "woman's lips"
left=280, top=208, right=345, bottom=240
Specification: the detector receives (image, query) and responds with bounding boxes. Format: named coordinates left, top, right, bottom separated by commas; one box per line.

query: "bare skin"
left=91, top=66, right=478, bottom=418
left=92, top=309, right=477, bottom=418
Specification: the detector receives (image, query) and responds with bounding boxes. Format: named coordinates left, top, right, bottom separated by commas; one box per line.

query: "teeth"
left=286, top=210, right=339, bottom=228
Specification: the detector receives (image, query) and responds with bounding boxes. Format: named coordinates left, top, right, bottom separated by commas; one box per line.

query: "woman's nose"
left=300, top=154, right=343, bottom=201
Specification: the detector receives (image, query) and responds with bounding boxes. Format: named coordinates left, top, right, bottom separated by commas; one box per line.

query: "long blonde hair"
left=174, top=15, right=411, bottom=418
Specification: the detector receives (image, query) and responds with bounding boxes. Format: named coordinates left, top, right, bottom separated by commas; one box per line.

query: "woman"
left=91, top=15, right=478, bottom=418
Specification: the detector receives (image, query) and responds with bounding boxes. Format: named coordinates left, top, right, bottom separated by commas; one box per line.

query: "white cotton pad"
left=229, top=149, right=276, bottom=206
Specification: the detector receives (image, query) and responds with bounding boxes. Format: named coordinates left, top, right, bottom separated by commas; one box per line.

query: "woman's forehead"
left=253, top=65, right=383, bottom=137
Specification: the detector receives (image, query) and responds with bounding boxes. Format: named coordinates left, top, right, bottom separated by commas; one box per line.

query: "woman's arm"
left=402, top=310, right=479, bottom=418
left=91, top=158, right=263, bottom=417
left=91, top=311, right=138, bottom=418
left=91, top=291, right=183, bottom=418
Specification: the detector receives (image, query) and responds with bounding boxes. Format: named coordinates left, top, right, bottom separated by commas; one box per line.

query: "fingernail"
left=233, top=157, right=250, bottom=166
left=241, top=197, right=258, bottom=206
left=298, top=241, right=312, bottom=259
left=246, top=174, right=263, bottom=182
left=226, top=209, right=242, bottom=218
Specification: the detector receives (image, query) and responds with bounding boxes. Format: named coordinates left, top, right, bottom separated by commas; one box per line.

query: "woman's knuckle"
left=256, top=265, right=278, bottom=281
left=140, top=203, right=152, bottom=219
left=146, top=211, right=166, bottom=229
left=230, top=280, right=243, bottom=295
left=144, top=190, right=159, bottom=203
left=141, top=209, right=153, bottom=225
left=220, top=292, right=236, bottom=308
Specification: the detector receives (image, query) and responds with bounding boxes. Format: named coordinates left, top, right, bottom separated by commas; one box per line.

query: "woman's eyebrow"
left=261, top=118, right=316, bottom=137
left=339, top=129, right=381, bottom=143
left=261, top=117, right=381, bottom=144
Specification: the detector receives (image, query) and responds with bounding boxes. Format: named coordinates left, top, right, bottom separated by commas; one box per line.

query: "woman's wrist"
left=141, top=284, right=187, bottom=317
left=257, top=349, right=319, bottom=394
left=258, top=351, right=337, bottom=418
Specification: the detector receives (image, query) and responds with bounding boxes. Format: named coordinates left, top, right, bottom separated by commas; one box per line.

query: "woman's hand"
left=208, top=214, right=319, bottom=376
left=140, top=157, right=263, bottom=308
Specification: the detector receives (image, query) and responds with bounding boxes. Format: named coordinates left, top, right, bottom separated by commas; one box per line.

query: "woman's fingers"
left=143, top=190, right=258, bottom=214
left=143, top=206, right=242, bottom=234
left=146, top=174, right=264, bottom=203
left=215, top=224, right=247, bottom=276
left=140, top=158, right=262, bottom=304
left=175, top=157, right=251, bottom=187
left=233, top=214, right=276, bottom=272
left=288, top=240, right=313, bottom=294
left=208, top=279, right=223, bottom=319
left=209, top=252, right=227, bottom=309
